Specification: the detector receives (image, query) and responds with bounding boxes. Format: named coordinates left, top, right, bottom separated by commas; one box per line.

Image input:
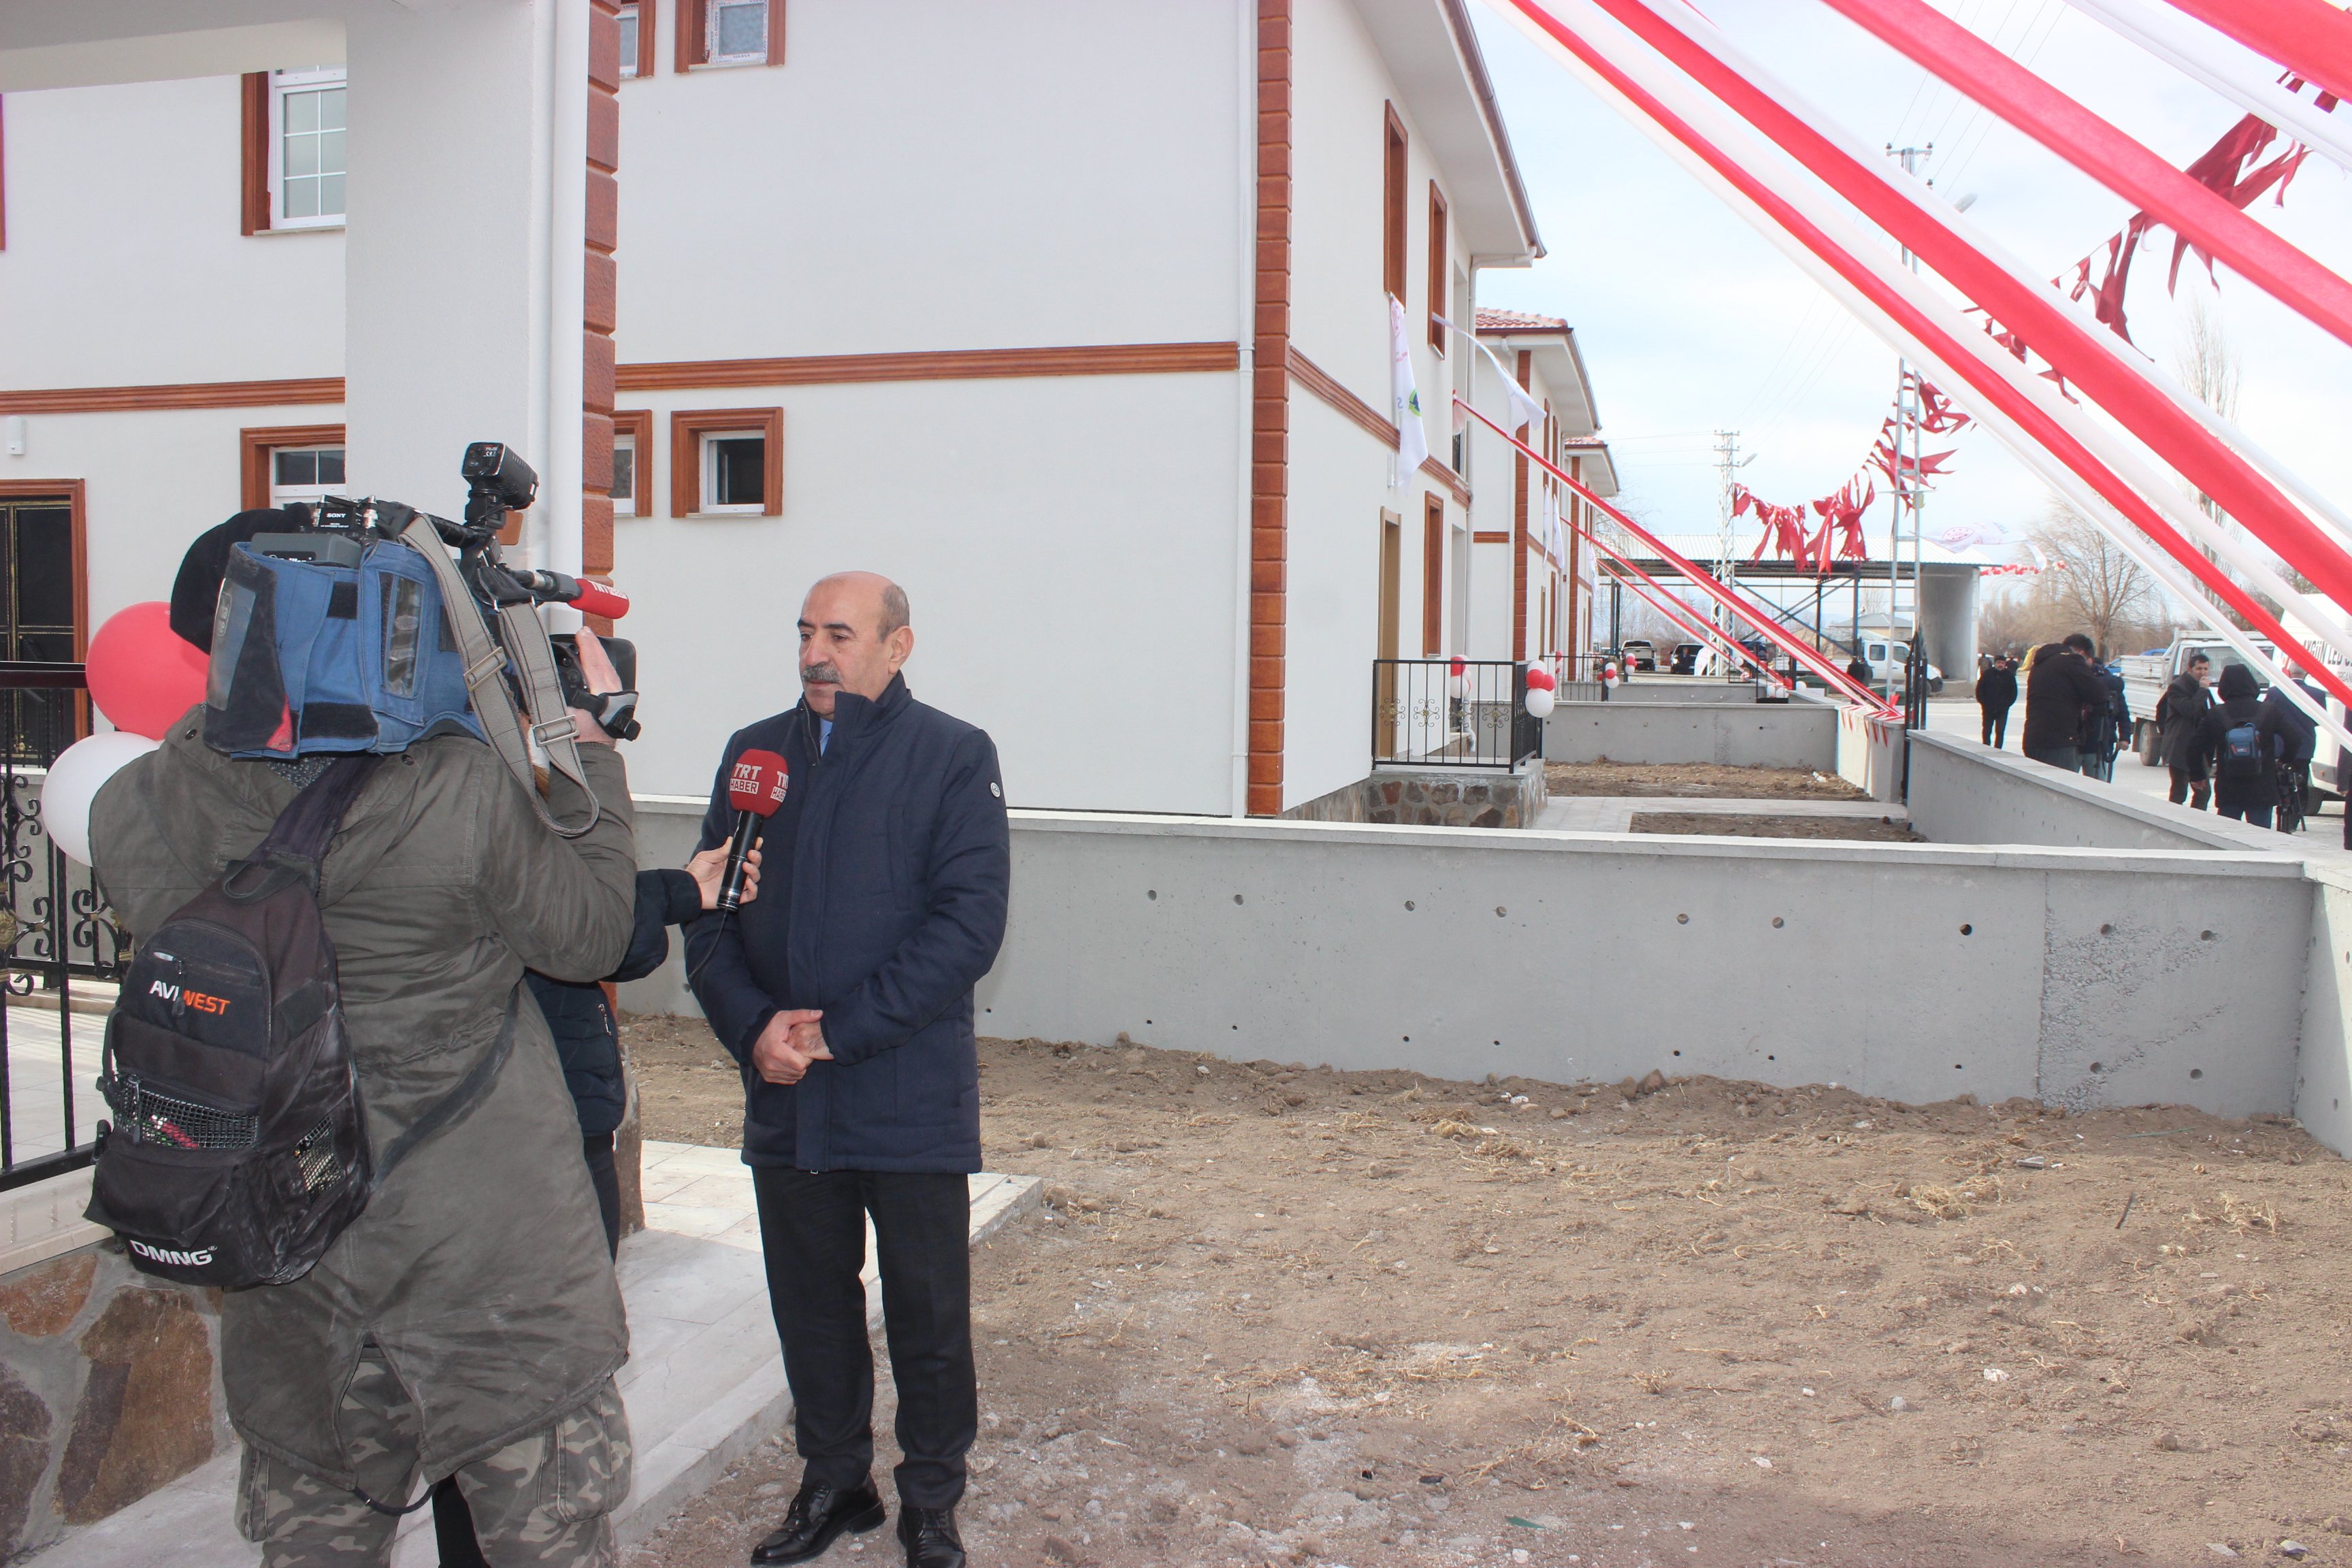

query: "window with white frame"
left=610, top=434, right=636, bottom=517
left=702, top=431, right=766, bottom=512
left=617, top=4, right=641, bottom=76
left=270, top=68, right=346, bottom=228
left=270, top=446, right=346, bottom=507
left=708, top=0, right=768, bottom=64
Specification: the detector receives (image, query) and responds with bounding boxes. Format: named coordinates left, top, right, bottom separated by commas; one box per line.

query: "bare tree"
left=2029, top=497, right=2159, bottom=657
left=2175, top=293, right=2245, bottom=619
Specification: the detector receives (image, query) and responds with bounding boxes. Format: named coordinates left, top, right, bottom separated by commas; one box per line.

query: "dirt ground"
left=1546, top=762, right=1869, bottom=802
left=1627, top=813, right=1925, bottom=844
left=623, top=1025, right=2352, bottom=1568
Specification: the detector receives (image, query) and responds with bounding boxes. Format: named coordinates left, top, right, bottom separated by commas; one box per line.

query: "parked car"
left=1620, top=639, right=1657, bottom=672
left=1670, top=642, right=1703, bottom=675
left=1857, top=639, right=1943, bottom=694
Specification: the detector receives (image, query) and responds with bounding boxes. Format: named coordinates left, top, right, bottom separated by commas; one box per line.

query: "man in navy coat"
left=687, top=572, right=1009, bottom=1568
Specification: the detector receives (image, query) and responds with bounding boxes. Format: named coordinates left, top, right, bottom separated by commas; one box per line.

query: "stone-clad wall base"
left=1283, top=761, right=1547, bottom=829
left=0, top=1241, right=225, bottom=1558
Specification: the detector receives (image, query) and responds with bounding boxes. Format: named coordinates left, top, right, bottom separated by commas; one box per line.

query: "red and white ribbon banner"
left=1477, top=0, right=2352, bottom=755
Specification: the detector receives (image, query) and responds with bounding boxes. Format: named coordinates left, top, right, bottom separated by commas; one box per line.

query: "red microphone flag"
left=728, top=749, right=789, bottom=817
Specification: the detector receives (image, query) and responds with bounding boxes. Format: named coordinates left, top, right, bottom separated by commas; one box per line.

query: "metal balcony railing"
left=0, top=664, right=127, bottom=1192
left=1371, top=659, right=1541, bottom=771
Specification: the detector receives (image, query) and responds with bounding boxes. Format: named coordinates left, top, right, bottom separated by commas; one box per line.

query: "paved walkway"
left=44, top=1142, right=1039, bottom=1566
left=1535, top=794, right=1906, bottom=834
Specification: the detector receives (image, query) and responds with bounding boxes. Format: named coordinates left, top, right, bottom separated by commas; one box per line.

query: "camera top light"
left=460, top=442, right=538, bottom=511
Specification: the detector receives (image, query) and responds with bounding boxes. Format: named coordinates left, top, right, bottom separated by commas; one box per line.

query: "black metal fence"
left=0, top=664, right=127, bottom=1192
left=1371, top=659, right=1541, bottom=770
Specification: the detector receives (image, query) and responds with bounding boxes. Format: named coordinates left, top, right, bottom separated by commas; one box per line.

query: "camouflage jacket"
left=91, top=710, right=637, bottom=1486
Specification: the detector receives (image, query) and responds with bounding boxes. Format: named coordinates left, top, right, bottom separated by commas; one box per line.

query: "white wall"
left=613, top=372, right=1244, bottom=808
left=615, top=0, right=1245, bottom=359
left=0, top=76, right=344, bottom=387
left=1284, top=389, right=1393, bottom=808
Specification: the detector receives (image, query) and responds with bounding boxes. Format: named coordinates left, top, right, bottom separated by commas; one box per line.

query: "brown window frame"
left=240, top=72, right=271, bottom=235
left=617, top=1, right=659, bottom=78
left=611, top=409, right=654, bottom=517
left=0, top=480, right=88, bottom=660
left=1422, top=493, right=1445, bottom=657
left=670, top=406, right=783, bottom=517
left=1426, top=183, right=1448, bottom=354
left=240, top=423, right=346, bottom=512
left=674, top=0, right=785, bottom=71
left=1382, top=103, right=1408, bottom=308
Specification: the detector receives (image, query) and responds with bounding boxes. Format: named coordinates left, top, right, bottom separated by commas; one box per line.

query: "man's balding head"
left=798, top=572, right=915, bottom=717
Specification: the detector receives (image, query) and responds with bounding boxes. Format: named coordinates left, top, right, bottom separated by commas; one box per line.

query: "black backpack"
left=85, top=756, right=511, bottom=1288
left=2221, top=720, right=2265, bottom=779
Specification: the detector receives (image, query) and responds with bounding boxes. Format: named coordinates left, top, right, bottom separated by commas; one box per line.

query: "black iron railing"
left=0, top=664, right=127, bottom=1192
left=1371, top=659, right=1541, bottom=770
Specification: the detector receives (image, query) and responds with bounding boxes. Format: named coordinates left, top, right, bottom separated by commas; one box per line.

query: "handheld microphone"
left=719, top=749, right=789, bottom=913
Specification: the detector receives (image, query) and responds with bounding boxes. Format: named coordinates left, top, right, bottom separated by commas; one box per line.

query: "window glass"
left=617, top=5, right=640, bottom=76
left=708, top=436, right=765, bottom=508
left=611, top=438, right=636, bottom=514
left=272, top=446, right=346, bottom=507
left=280, top=82, right=346, bottom=220
left=14, top=508, right=73, bottom=636
left=711, top=0, right=766, bottom=61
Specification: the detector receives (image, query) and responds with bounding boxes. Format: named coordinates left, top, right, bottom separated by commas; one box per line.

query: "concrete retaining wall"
left=973, top=813, right=2308, bottom=1120
left=1835, top=708, right=1902, bottom=802
left=1903, top=731, right=2284, bottom=853
left=1560, top=681, right=1757, bottom=705
left=1544, top=700, right=1836, bottom=769
left=2298, top=871, right=2352, bottom=1156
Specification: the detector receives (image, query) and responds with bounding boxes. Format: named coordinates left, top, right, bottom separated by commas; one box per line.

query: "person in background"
left=2258, top=666, right=2320, bottom=835
left=2021, top=634, right=2108, bottom=772
left=2155, top=653, right=2215, bottom=809
left=2081, top=657, right=2131, bottom=782
left=1975, top=653, right=2019, bottom=749
left=2199, top=663, right=2285, bottom=828
left=1845, top=651, right=1872, bottom=690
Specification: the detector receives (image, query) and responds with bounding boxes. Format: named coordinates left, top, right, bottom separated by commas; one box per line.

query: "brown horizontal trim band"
left=1420, top=457, right=1471, bottom=511
left=1286, top=347, right=1394, bottom=448
left=0, top=378, right=346, bottom=415
left=1472, top=530, right=1510, bottom=544
left=618, top=341, right=1239, bottom=392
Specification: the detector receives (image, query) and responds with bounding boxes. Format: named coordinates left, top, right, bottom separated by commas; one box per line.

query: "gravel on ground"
left=1546, top=762, right=1869, bottom=801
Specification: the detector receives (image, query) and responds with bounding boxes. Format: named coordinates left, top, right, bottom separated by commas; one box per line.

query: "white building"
left=0, top=0, right=1616, bottom=817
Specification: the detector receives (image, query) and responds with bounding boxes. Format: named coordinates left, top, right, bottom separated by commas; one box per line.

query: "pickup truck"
left=2117, top=632, right=2342, bottom=802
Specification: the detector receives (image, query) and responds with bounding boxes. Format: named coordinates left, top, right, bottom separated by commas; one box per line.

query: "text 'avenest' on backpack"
left=84, top=755, right=514, bottom=1289
left=2221, top=720, right=2265, bottom=779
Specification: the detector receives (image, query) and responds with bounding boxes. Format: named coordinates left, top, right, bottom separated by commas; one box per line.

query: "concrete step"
left=37, top=1148, right=1039, bottom=1566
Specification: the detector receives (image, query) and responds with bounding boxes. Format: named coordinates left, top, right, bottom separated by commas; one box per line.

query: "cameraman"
left=92, top=516, right=643, bottom=1567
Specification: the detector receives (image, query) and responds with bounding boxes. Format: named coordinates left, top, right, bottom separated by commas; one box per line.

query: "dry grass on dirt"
left=623, top=1025, right=2352, bottom=1568
left=1627, top=813, right=1925, bottom=844
left=1546, top=762, right=1869, bottom=802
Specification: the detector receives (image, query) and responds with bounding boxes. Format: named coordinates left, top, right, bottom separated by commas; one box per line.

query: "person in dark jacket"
left=2257, top=666, right=2323, bottom=834
left=437, top=847, right=756, bottom=1568
left=687, top=572, right=1009, bottom=1568
left=2155, top=653, right=2214, bottom=808
left=2021, top=634, right=2110, bottom=771
left=1845, top=652, right=1872, bottom=689
left=1975, top=654, right=2018, bottom=748
left=2198, top=663, right=2285, bottom=827
left=2080, top=662, right=2131, bottom=781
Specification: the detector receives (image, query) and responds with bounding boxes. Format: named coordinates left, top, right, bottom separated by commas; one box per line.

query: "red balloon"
left=86, top=602, right=209, bottom=740
left=1524, top=664, right=1557, bottom=692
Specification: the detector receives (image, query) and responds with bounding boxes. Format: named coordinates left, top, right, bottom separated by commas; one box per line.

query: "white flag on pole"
left=1390, top=295, right=1431, bottom=474
left=1433, top=313, right=1546, bottom=434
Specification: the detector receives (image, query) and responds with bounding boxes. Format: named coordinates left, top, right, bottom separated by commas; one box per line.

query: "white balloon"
left=1525, top=685, right=1556, bottom=719
left=41, top=732, right=159, bottom=866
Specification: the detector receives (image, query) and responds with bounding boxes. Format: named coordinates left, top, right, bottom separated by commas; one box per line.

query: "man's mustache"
left=802, top=662, right=843, bottom=686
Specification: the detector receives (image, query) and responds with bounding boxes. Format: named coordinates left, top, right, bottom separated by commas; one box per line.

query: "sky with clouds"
left=1465, top=0, right=2352, bottom=584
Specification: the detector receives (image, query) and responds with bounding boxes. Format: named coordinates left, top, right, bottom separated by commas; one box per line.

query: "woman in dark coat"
left=2198, top=663, right=2284, bottom=828
left=2156, top=653, right=2213, bottom=809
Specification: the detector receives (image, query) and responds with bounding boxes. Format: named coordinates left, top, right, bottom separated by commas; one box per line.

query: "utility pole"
left=1712, top=429, right=1738, bottom=673
left=1886, top=143, right=1932, bottom=723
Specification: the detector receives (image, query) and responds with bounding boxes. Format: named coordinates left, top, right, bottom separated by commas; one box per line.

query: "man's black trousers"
left=753, top=1167, right=976, bottom=1510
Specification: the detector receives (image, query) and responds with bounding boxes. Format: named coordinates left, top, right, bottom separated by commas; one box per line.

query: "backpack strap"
left=392, top=512, right=601, bottom=839
left=220, top=755, right=382, bottom=904
left=368, top=986, right=518, bottom=1196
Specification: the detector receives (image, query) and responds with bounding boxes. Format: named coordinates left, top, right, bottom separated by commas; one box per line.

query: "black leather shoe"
left=896, top=1505, right=966, bottom=1568
left=749, top=1479, right=886, bottom=1565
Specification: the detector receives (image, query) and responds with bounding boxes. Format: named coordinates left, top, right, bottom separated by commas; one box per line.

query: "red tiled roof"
left=1475, top=308, right=1569, bottom=332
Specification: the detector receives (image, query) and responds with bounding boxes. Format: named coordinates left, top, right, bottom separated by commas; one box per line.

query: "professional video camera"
left=206, top=442, right=636, bottom=836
